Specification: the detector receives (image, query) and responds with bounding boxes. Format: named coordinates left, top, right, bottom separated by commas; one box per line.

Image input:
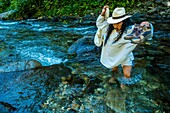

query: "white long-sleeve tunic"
left=94, top=15, right=137, bottom=68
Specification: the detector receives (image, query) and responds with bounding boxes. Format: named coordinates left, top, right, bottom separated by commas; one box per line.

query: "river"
left=0, top=18, right=169, bottom=113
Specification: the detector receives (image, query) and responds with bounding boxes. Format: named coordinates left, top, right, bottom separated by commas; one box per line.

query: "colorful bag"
left=124, top=21, right=154, bottom=44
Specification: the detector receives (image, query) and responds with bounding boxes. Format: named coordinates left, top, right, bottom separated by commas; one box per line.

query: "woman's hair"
left=104, top=18, right=134, bottom=45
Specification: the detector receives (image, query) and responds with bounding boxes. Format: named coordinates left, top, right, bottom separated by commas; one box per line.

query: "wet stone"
left=147, top=82, right=160, bottom=90
left=139, top=80, right=147, bottom=85
left=0, top=59, right=42, bottom=73
left=106, top=89, right=127, bottom=112
left=65, top=108, right=77, bottom=113
left=148, top=8, right=158, bottom=14
left=96, top=88, right=105, bottom=94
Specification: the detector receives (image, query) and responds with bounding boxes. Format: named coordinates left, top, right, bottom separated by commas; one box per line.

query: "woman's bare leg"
left=120, top=66, right=132, bottom=88
left=112, top=66, right=119, bottom=72
left=122, top=65, right=132, bottom=78
left=109, top=66, right=119, bottom=83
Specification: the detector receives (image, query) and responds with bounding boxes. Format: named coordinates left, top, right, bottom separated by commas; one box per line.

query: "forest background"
left=0, top=0, right=153, bottom=20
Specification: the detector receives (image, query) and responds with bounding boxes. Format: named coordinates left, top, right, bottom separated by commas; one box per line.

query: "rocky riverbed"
left=0, top=1, right=170, bottom=113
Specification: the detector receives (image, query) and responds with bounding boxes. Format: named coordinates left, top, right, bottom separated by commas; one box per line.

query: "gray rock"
left=0, top=59, right=42, bottom=73
left=155, top=0, right=163, bottom=3
left=148, top=8, right=158, bottom=14
left=68, top=36, right=96, bottom=55
left=162, top=1, right=169, bottom=6
left=0, top=10, right=16, bottom=20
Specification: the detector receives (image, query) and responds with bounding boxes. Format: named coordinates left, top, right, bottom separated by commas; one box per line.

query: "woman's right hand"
left=101, top=5, right=109, bottom=16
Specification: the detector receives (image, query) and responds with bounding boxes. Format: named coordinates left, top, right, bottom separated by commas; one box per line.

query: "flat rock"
left=0, top=59, right=42, bottom=73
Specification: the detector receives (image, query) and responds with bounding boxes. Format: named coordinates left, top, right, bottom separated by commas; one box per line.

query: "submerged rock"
left=0, top=59, right=42, bottom=73
left=0, top=63, right=72, bottom=113
left=106, top=89, right=127, bottom=113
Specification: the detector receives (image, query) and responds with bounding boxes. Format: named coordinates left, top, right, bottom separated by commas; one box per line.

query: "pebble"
left=140, top=80, right=147, bottom=85
left=147, top=83, right=160, bottom=89
left=144, top=87, right=152, bottom=91
left=96, top=88, right=105, bottom=94
left=71, top=103, right=80, bottom=110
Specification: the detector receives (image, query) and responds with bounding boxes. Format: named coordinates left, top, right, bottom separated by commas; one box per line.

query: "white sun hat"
left=107, top=7, right=131, bottom=24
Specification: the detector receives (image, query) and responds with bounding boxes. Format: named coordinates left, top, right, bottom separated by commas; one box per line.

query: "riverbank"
left=0, top=0, right=169, bottom=22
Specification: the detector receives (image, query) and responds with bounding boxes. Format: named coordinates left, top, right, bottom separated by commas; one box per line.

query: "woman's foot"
left=124, top=75, right=131, bottom=78
left=120, top=83, right=125, bottom=89
left=108, top=76, right=117, bottom=84
left=108, top=66, right=119, bottom=84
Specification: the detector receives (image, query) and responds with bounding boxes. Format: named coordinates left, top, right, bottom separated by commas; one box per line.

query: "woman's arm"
left=96, top=6, right=109, bottom=29
left=94, top=6, right=109, bottom=47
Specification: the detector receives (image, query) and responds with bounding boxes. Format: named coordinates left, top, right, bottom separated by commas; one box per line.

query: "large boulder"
left=68, top=36, right=97, bottom=55
left=0, top=59, right=42, bottom=73
left=0, top=10, right=16, bottom=20
left=68, top=36, right=101, bottom=63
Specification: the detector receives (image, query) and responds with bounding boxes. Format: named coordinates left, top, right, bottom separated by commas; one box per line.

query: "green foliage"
left=1, top=0, right=141, bottom=19
left=0, top=0, right=10, bottom=13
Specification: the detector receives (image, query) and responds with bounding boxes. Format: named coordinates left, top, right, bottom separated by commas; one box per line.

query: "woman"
left=94, top=6, right=152, bottom=84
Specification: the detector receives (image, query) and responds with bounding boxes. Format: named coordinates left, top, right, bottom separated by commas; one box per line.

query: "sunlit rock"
left=147, top=82, right=160, bottom=90
left=0, top=10, right=16, bottom=20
